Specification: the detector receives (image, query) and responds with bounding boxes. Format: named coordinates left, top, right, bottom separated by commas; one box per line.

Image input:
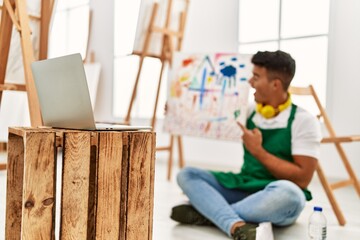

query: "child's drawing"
left=164, top=52, right=253, bottom=141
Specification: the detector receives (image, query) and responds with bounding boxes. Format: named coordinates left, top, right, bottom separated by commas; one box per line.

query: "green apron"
left=211, top=104, right=312, bottom=201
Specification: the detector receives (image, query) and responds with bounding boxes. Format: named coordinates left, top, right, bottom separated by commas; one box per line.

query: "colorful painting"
left=163, top=52, right=253, bottom=141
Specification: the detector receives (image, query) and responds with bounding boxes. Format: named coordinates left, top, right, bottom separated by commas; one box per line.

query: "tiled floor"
left=1, top=153, right=360, bottom=239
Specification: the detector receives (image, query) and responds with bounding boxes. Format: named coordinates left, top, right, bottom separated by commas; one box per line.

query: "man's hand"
left=237, top=122, right=264, bottom=156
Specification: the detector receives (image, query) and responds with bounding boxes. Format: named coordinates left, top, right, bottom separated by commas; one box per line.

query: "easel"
left=0, top=0, right=55, bottom=171
left=125, top=0, right=189, bottom=180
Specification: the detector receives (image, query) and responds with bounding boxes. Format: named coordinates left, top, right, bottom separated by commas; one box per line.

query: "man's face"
left=249, top=65, right=274, bottom=104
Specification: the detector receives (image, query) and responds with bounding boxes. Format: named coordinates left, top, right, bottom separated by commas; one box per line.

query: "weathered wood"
left=5, top=133, right=25, bottom=240
left=22, top=131, right=56, bottom=239
left=60, top=132, right=91, bottom=240
left=95, top=132, right=124, bottom=239
left=148, top=133, right=156, bottom=240
left=5, top=128, right=155, bottom=240
left=126, top=132, right=155, bottom=240
left=87, top=143, right=98, bottom=240
left=119, top=133, right=130, bottom=240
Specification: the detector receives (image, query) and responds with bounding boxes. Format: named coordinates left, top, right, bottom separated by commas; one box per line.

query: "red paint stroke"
left=182, top=58, right=194, bottom=67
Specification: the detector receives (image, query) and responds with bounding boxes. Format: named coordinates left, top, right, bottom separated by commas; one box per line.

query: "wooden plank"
left=22, top=131, right=56, bottom=239
left=148, top=133, right=156, bottom=240
left=87, top=141, right=99, bottom=240
left=60, top=132, right=91, bottom=240
left=126, top=132, right=155, bottom=240
left=5, top=132, right=25, bottom=240
left=119, top=133, right=129, bottom=240
left=95, top=132, right=124, bottom=239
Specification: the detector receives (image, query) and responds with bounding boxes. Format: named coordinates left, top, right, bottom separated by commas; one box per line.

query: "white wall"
left=88, top=0, right=115, bottom=122
left=323, top=0, right=360, bottom=178
left=91, top=0, right=360, bottom=178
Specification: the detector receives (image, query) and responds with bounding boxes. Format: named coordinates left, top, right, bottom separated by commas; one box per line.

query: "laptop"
left=31, top=53, right=151, bottom=131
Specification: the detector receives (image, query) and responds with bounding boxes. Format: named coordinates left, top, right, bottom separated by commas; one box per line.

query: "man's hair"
left=251, top=50, right=296, bottom=90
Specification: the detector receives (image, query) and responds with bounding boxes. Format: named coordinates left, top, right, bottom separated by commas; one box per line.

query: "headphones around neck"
left=256, top=94, right=292, bottom=119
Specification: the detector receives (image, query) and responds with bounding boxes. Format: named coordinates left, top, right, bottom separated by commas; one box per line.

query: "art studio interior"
left=0, top=0, right=359, bottom=239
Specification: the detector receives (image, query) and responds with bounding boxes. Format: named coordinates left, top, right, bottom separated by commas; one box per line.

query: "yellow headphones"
left=256, top=94, right=292, bottom=119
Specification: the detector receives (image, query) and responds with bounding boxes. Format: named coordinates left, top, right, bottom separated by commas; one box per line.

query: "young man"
left=170, top=50, right=322, bottom=240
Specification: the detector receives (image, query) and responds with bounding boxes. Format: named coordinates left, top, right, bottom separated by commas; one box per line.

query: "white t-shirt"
left=247, top=103, right=322, bottom=159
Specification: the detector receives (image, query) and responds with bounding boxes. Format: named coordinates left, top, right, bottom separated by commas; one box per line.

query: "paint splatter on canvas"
left=164, top=52, right=253, bottom=141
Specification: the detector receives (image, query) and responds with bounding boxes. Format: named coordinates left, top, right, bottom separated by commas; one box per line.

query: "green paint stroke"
left=234, top=109, right=241, bottom=119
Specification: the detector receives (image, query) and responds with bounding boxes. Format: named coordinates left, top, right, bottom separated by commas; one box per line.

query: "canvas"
left=164, top=52, right=253, bottom=141
left=133, top=0, right=186, bottom=57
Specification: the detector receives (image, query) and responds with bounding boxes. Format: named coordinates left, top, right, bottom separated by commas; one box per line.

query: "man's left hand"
left=237, top=122, right=264, bottom=155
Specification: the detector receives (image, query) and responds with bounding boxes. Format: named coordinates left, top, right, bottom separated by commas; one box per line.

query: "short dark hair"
left=251, top=50, right=296, bottom=90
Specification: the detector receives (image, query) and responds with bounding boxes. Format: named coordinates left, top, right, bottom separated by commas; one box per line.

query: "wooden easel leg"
left=0, top=0, right=15, bottom=102
left=316, top=164, right=346, bottom=226
left=151, top=60, right=166, bottom=128
left=16, top=0, right=43, bottom=126
left=177, top=136, right=185, bottom=168
left=125, top=56, right=146, bottom=124
left=167, top=135, right=175, bottom=180
left=334, top=143, right=360, bottom=196
left=125, top=3, right=159, bottom=124
left=39, top=0, right=54, bottom=60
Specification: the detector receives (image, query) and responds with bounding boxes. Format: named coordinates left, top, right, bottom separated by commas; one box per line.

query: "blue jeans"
left=177, top=167, right=306, bottom=236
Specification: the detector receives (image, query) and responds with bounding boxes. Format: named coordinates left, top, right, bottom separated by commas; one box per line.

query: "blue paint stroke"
left=221, top=78, right=226, bottom=96
left=207, top=116, right=228, bottom=122
left=199, top=67, right=207, bottom=110
left=220, top=65, right=237, bottom=88
left=220, top=65, right=236, bottom=78
left=239, top=64, right=245, bottom=68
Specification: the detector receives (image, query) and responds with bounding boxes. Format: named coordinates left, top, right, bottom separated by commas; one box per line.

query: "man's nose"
left=249, top=78, right=255, bottom=87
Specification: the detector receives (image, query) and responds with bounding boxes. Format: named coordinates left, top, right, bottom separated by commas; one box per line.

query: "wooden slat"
left=0, top=5, right=41, bottom=21
left=22, top=131, right=56, bottom=239
left=0, top=141, right=7, bottom=151
left=61, top=132, right=91, bottom=240
left=0, top=83, right=26, bottom=91
left=156, top=146, right=171, bottom=151
left=321, top=135, right=360, bottom=143
left=5, top=133, right=25, bottom=240
left=0, top=163, right=6, bottom=170
left=331, top=179, right=354, bottom=190
left=288, top=85, right=313, bottom=95
left=126, top=132, right=155, bottom=240
left=95, top=132, right=123, bottom=239
left=86, top=143, right=99, bottom=240
left=148, top=133, right=156, bottom=240
left=119, top=133, right=130, bottom=240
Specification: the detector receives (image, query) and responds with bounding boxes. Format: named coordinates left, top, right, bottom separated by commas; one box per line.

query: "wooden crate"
left=5, top=127, right=156, bottom=240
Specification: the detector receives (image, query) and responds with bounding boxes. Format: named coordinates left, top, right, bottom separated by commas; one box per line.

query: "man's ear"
left=272, top=79, right=283, bottom=90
